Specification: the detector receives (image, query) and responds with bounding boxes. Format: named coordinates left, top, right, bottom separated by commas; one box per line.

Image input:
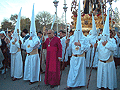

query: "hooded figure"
left=91, top=14, right=98, bottom=38
left=96, top=8, right=117, bottom=90
left=26, top=4, right=40, bottom=53
left=10, top=8, right=23, bottom=54
left=0, top=31, right=6, bottom=73
left=9, top=8, right=23, bottom=81
left=73, top=1, right=84, bottom=42
left=23, top=4, right=40, bottom=85
left=101, top=9, right=110, bottom=42
left=65, top=1, right=90, bottom=89
left=86, top=14, right=99, bottom=68
left=114, top=31, right=120, bottom=58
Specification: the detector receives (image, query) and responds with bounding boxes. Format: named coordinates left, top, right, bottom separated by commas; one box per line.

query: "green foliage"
left=36, top=11, right=53, bottom=26
left=1, top=19, right=14, bottom=30
left=1, top=11, right=65, bottom=32
left=10, top=14, right=18, bottom=24
left=20, top=17, right=31, bottom=31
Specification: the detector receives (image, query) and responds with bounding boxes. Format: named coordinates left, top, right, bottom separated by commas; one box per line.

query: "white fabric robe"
left=67, top=37, right=90, bottom=87
left=114, top=35, right=120, bottom=58
left=23, top=36, right=40, bottom=82
left=88, top=36, right=98, bottom=68
left=86, top=35, right=91, bottom=67
left=97, top=39, right=117, bottom=89
left=10, top=36, right=23, bottom=78
left=60, top=36, right=69, bottom=62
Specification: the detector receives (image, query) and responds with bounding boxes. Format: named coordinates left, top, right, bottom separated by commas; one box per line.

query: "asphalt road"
left=0, top=65, right=120, bottom=90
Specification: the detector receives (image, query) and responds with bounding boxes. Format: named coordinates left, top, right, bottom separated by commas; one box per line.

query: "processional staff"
left=86, top=40, right=97, bottom=90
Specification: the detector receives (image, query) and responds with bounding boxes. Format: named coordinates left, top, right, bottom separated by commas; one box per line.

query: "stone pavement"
left=0, top=65, right=120, bottom=90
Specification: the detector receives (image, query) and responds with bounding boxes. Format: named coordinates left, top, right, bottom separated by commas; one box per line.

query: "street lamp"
left=53, top=0, right=59, bottom=37
left=63, top=0, right=68, bottom=37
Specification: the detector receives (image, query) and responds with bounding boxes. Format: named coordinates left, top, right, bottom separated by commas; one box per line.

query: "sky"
left=0, top=0, right=120, bottom=27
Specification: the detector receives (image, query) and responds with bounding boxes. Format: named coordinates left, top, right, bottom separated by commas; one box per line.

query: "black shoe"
left=12, top=78, right=17, bottom=81
left=29, top=82, right=34, bottom=85
left=50, top=85, right=55, bottom=88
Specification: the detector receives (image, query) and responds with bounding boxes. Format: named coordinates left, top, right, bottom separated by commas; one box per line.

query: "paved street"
left=0, top=65, right=120, bottom=90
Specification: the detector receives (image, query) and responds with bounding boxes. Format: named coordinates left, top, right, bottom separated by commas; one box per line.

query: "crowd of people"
left=0, top=2, right=120, bottom=90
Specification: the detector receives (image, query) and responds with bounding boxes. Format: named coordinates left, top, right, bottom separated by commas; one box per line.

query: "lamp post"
left=53, top=0, right=59, bottom=37
left=63, top=0, right=68, bottom=37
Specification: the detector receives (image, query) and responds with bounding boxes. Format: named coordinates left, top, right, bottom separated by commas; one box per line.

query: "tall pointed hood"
left=13, top=8, right=22, bottom=38
left=91, top=14, right=97, bottom=36
left=30, top=4, right=37, bottom=37
left=101, top=8, right=110, bottom=41
left=51, top=14, right=56, bottom=30
left=74, top=0, right=84, bottom=41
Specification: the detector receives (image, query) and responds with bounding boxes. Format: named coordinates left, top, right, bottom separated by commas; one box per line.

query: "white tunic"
left=23, top=36, right=40, bottom=82
left=86, top=35, right=91, bottom=67
left=88, top=36, right=99, bottom=68
left=97, top=39, right=117, bottom=89
left=114, top=35, right=120, bottom=58
left=10, top=36, right=23, bottom=78
left=67, top=37, right=90, bottom=87
left=60, top=36, right=69, bottom=62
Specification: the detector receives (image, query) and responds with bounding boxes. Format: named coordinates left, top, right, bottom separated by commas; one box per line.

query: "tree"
left=1, top=19, right=14, bottom=30
left=1, top=11, right=64, bottom=32
left=20, top=17, right=31, bottom=31
left=10, top=14, right=18, bottom=25
left=35, top=19, right=41, bottom=32
left=36, top=11, right=52, bottom=26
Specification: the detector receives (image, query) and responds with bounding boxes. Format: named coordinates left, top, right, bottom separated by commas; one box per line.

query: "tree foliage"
left=1, top=11, right=65, bottom=32
left=36, top=11, right=52, bottom=26
left=10, top=14, right=18, bottom=25
left=20, top=17, right=31, bottom=31
left=1, top=19, right=14, bottom=30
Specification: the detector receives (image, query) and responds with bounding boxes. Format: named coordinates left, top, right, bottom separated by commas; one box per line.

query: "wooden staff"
left=89, top=46, right=93, bottom=68
left=86, top=40, right=97, bottom=90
